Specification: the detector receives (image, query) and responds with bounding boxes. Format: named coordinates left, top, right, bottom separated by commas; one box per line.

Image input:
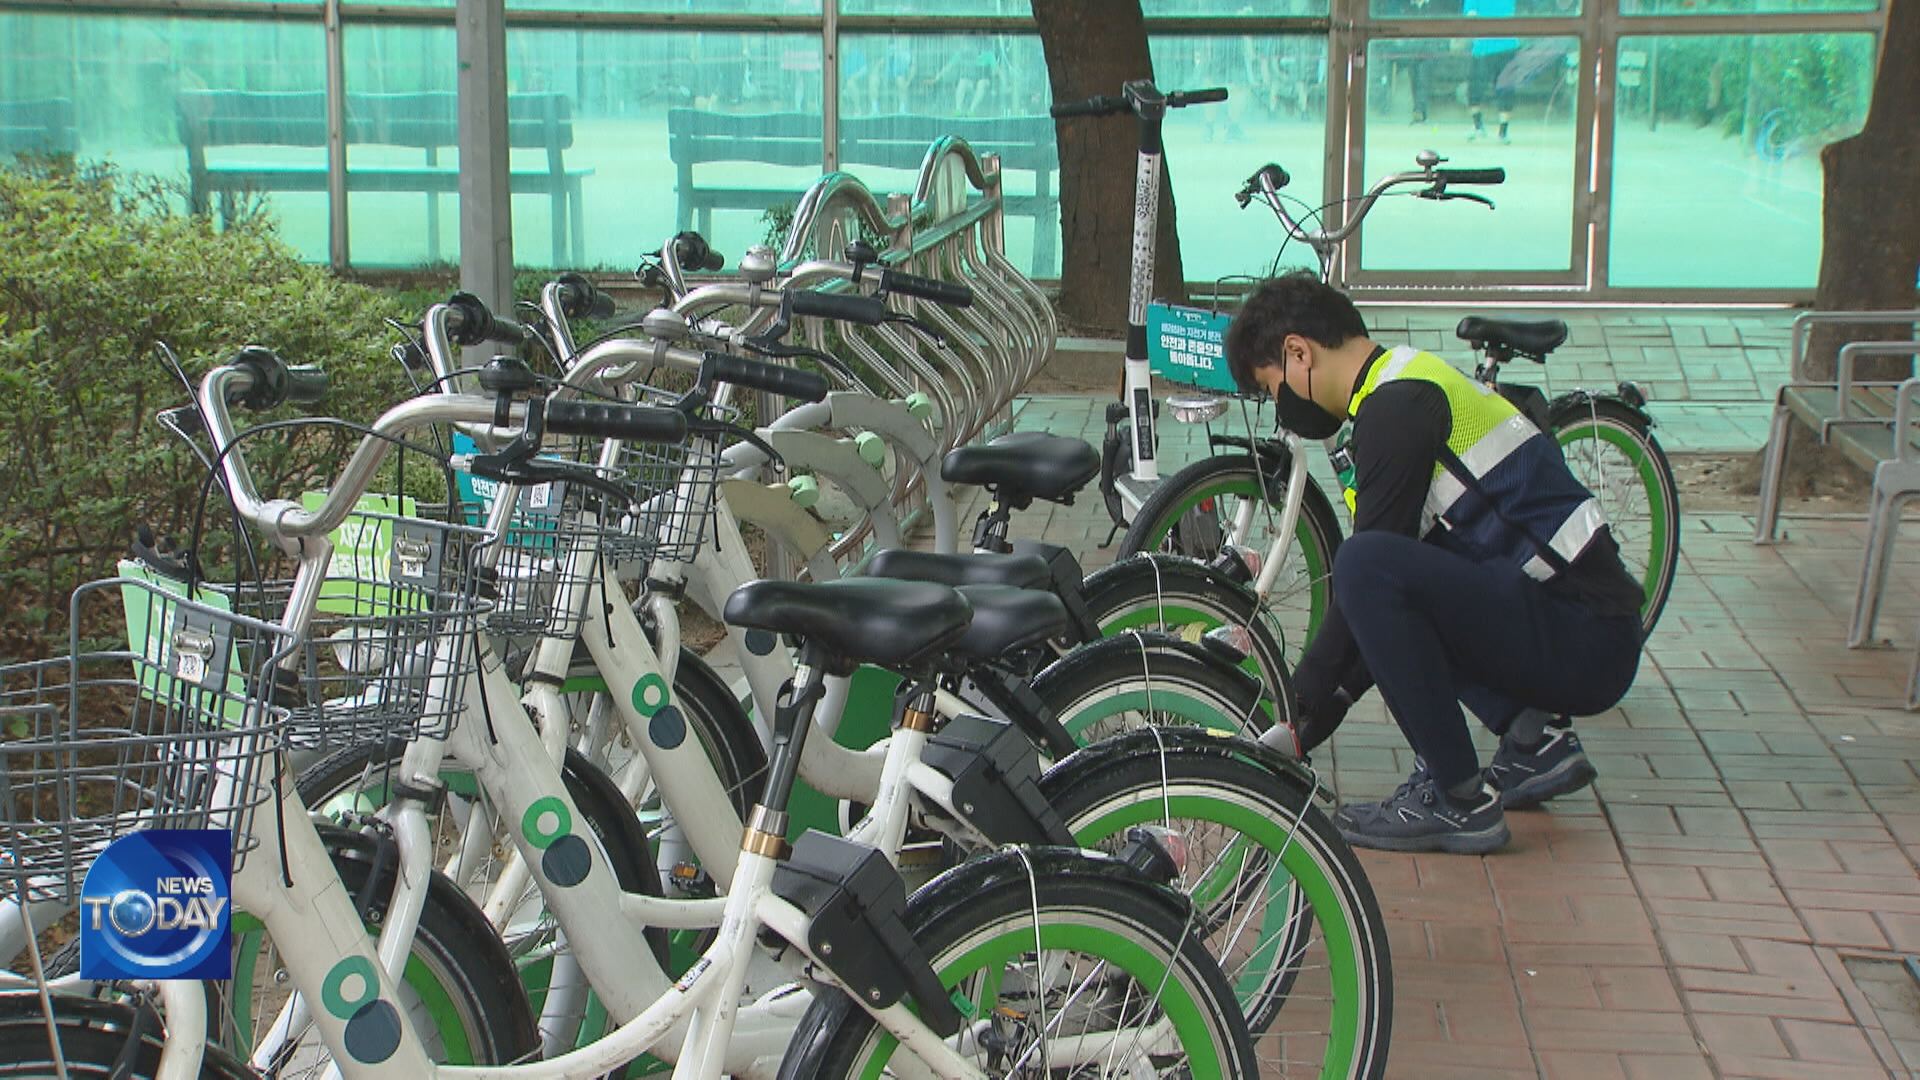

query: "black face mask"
left=1273, top=360, right=1344, bottom=440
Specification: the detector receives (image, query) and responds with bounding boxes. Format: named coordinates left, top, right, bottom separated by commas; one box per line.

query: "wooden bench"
left=665, top=109, right=1059, bottom=275
left=0, top=97, right=77, bottom=157
left=178, top=90, right=590, bottom=265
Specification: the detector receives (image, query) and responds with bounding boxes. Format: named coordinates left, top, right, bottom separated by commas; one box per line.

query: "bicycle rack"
left=693, top=135, right=1051, bottom=581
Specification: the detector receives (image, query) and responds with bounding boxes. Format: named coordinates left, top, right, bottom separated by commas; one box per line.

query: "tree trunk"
left=1033, top=0, right=1188, bottom=335
left=1806, top=0, right=1920, bottom=382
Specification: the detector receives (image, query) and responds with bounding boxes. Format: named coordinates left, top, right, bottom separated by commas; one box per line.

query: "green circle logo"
left=322, top=955, right=380, bottom=1019
left=521, top=796, right=573, bottom=851
left=631, top=673, right=670, bottom=717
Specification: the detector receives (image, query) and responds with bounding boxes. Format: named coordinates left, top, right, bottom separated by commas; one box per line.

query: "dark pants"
left=1469, top=50, right=1517, bottom=114
left=1333, top=531, right=1642, bottom=789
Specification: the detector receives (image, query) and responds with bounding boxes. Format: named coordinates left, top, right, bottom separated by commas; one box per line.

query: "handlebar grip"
left=445, top=292, right=533, bottom=348
left=1435, top=167, right=1506, bottom=185
left=1170, top=87, right=1229, bottom=106
left=543, top=400, right=689, bottom=444
left=283, top=365, right=330, bottom=406
left=228, top=346, right=327, bottom=411
left=879, top=269, right=973, bottom=308
left=790, top=290, right=890, bottom=326
left=1050, top=95, right=1127, bottom=118
left=672, top=231, right=726, bottom=273
left=703, top=352, right=830, bottom=404
left=557, top=272, right=617, bottom=320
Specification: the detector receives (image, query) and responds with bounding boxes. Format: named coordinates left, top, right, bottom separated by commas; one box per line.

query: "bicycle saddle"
left=941, top=431, right=1100, bottom=505
left=862, top=549, right=1052, bottom=592
left=947, top=585, right=1071, bottom=663
left=1455, top=316, right=1568, bottom=359
left=723, top=577, right=971, bottom=673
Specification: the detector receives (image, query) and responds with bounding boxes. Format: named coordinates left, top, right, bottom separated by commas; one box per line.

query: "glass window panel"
left=351, top=1, right=824, bottom=9
left=1359, top=35, right=1579, bottom=272
left=1608, top=32, right=1874, bottom=289
left=839, top=0, right=1030, bottom=13
left=1372, top=0, right=1581, bottom=20
left=503, top=28, right=824, bottom=271
left=340, top=23, right=460, bottom=267
left=1143, top=0, right=1331, bottom=15
left=1622, top=0, right=1874, bottom=16
left=1149, top=34, right=1330, bottom=284
left=0, top=12, right=328, bottom=260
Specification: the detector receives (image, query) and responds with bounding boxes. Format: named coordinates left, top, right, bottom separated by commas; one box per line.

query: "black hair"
left=1225, top=272, right=1369, bottom=394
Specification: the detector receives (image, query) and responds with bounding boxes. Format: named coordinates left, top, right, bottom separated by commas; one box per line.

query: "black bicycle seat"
left=1455, top=317, right=1568, bottom=360
left=723, top=578, right=971, bottom=673
left=941, top=431, right=1100, bottom=505
left=945, top=585, right=1070, bottom=663
left=861, top=549, right=1052, bottom=592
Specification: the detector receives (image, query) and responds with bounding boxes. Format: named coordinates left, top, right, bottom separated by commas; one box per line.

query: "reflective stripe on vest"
left=1345, top=346, right=1606, bottom=581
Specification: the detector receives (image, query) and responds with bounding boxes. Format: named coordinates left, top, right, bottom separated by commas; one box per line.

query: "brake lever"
left=738, top=335, right=866, bottom=391
left=882, top=311, right=947, bottom=349
left=1447, top=191, right=1497, bottom=209
left=469, top=455, right=635, bottom=511
left=690, top=415, right=785, bottom=471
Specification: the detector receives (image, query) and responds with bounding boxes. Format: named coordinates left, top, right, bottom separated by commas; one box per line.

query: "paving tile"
left=1777, top=1019, right=1885, bottom=1066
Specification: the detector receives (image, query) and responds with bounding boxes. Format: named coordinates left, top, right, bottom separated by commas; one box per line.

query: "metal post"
left=323, top=0, right=348, bottom=271
left=456, top=0, right=513, bottom=314
left=822, top=0, right=840, bottom=171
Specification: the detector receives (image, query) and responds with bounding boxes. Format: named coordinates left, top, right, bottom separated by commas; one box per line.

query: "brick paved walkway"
left=992, top=336, right=1920, bottom=1076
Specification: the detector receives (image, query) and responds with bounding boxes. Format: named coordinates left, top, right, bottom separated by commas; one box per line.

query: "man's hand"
left=1294, top=686, right=1357, bottom=755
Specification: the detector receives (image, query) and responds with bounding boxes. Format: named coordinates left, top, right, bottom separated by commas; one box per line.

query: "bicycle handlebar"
left=1249, top=156, right=1504, bottom=258
left=876, top=268, right=972, bottom=307
left=1051, top=84, right=1228, bottom=118
left=544, top=399, right=688, bottom=442
left=1434, top=167, right=1506, bottom=186
left=1050, top=95, right=1128, bottom=118
left=200, top=347, right=689, bottom=543
left=702, top=351, right=830, bottom=403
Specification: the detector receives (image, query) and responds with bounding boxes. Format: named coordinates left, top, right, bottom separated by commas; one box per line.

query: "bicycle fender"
left=1039, top=725, right=1334, bottom=809
left=1032, top=627, right=1267, bottom=710
left=1080, top=553, right=1266, bottom=620
left=1550, top=388, right=1656, bottom=431
left=905, top=844, right=1194, bottom=945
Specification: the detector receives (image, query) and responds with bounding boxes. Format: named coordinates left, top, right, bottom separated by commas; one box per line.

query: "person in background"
left=1464, top=0, right=1520, bottom=142
left=1225, top=273, right=1644, bottom=854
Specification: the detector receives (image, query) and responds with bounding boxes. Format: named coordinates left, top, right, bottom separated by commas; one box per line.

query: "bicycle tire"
left=1041, top=730, right=1392, bottom=1079
left=777, top=847, right=1259, bottom=1078
left=0, top=994, right=254, bottom=1079
left=218, top=825, right=539, bottom=1074
left=1034, top=630, right=1286, bottom=746
left=1117, top=452, right=1345, bottom=671
left=1549, top=397, right=1680, bottom=636
left=1079, top=554, right=1301, bottom=724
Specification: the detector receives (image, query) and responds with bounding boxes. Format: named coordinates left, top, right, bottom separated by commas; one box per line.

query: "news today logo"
left=80, top=830, right=231, bottom=980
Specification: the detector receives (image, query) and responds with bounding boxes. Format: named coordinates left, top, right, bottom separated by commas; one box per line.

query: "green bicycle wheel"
left=1113, top=452, right=1344, bottom=674
left=1550, top=397, right=1679, bottom=636
left=778, top=848, right=1259, bottom=1078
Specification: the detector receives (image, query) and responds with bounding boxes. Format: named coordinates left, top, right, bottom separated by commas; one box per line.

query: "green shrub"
left=0, top=157, right=415, bottom=656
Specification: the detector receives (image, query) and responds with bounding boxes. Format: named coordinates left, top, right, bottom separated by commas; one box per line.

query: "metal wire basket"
left=466, top=468, right=625, bottom=642
left=0, top=578, right=291, bottom=904
left=213, top=505, right=494, bottom=752
left=604, top=406, right=732, bottom=567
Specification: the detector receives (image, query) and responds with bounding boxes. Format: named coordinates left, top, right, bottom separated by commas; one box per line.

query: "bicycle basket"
left=0, top=578, right=292, bottom=904
left=604, top=404, right=733, bottom=566
left=196, top=501, right=494, bottom=753
left=459, top=458, right=628, bottom=643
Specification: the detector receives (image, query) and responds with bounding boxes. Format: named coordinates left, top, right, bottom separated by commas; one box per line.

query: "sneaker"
left=1334, top=768, right=1509, bottom=855
left=1486, top=726, right=1597, bottom=810
left=1466, top=128, right=1484, bottom=142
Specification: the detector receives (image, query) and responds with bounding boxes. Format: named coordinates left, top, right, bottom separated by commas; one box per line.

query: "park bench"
left=0, top=97, right=77, bottom=157
left=665, top=109, right=1059, bottom=275
left=177, top=89, right=590, bottom=265
left=1754, top=310, right=1920, bottom=702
